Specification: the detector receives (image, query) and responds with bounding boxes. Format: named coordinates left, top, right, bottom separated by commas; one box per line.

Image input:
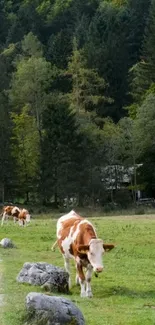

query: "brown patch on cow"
left=12, top=209, right=20, bottom=218
left=75, top=223, right=97, bottom=247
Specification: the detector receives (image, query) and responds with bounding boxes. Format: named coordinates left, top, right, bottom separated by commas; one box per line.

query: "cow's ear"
left=78, top=245, right=89, bottom=254
left=103, top=243, right=115, bottom=252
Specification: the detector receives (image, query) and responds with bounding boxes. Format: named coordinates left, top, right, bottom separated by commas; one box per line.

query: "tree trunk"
left=133, top=157, right=137, bottom=203
left=54, top=192, right=58, bottom=208
left=26, top=191, right=29, bottom=203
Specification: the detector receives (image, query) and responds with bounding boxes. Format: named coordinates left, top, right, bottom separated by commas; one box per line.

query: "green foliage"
left=67, top=39, right=109, bottom=116
left=21, top=32, right=43, bottom=58
left=40, top=99, right=85, bottom=203
left=132, top=94, right=155, bottom=195
left=0, top=92, right=14, bottom=201
left=11, top=104, right=40, bottom=199
left=129, top=0, right=155, bottom=105
left=9, top=33, right=53, bottom=133
left=86, top=2, right=131, bottom=120
left=0, top=0, right=154, bottom=203
left=114, top=189, right=132, bottom=208
left=134, top=94, right=155, bottom=152
left=102, top=118, right=122, bottom=164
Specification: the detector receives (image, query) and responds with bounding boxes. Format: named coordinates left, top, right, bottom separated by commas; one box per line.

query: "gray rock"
left=0, top=238, right=16, bottom=248
left=26, top=292, right=85, bottom=325
left=17, top=262, right=69, bottom=293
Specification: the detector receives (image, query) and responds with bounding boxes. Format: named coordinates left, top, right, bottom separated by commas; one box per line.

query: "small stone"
left=0, top=238, right=16, bottom=248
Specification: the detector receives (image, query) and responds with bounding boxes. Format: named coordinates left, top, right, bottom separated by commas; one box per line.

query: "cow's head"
left=78, top=239, right=115, bottom=273
left=25, top=212, right=31, bottom=223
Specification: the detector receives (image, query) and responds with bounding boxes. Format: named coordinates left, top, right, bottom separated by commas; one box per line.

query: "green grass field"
left=1, top=214, right=155, bottom=325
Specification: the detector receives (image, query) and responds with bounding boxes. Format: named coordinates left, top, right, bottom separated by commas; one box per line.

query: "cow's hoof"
left=80, top=291, right=86, bottom=298
left=86, top=291, right=93, bottom=298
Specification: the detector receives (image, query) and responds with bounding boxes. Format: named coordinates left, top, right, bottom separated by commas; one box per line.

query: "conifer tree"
left=129, top=0, right=155, bottom=106
left=40, top=99, right=85, bottom=205
left=66, top=38, right=108, bottom=121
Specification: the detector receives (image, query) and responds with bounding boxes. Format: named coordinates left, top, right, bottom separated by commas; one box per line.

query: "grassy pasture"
left=1, top=214, right=155, bottom=325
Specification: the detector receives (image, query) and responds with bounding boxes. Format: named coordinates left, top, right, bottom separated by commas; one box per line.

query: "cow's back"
left=3, top=205, right=20, bottom=217
left=57, top=210, right=83, bottom=240
left=11, top=206, right=20, bottom=217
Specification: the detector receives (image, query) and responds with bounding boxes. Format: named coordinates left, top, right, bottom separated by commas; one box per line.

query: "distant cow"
left=1, top=206, right=31, bottom=226
left=52, top=210, right=115, bottom=297
left=1, top=205, right=20, bottom=226
left=18, top=208, right=31, bottom=226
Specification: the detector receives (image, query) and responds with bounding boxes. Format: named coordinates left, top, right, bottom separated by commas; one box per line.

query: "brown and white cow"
left=1, top=206, right=31, bottom=226
left=1, top=205, right=20, bottom=226
left=18, top=208, right=31, bottom=226
left=52, top=210, right=115, bottom=297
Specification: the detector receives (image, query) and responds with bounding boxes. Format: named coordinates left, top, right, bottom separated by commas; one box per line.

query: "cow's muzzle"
left=94, top=266, right=103, bottom=273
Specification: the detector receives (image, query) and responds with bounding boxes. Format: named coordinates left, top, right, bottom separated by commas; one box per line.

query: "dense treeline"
left=0, top=0, right=155, bottom=207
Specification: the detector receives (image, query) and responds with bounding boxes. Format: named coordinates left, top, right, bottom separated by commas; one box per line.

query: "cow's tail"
left=51, top=240, right=58, bottom=251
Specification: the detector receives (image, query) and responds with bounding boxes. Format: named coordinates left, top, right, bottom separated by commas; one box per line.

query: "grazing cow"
left=1, top=206, right=31, bottom=226
left=1, top=205, right=20, bottom=226
left=18, top=208, right=31, bottom=226
left=53, top=210, right=115, bottom=297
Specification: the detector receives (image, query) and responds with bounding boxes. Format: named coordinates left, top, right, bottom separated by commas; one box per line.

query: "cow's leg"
left=75, top=262, right=80, bottom=286
left=1, top=212, right=7, bottom=226
left=76, top=262, right=86, bottom=297
left=75, top=261, right=80, bottom=285
left=75, top=272, right=80, bottom=286
left=13, top=216, right=17, bottom=224
left=86, top=264, right=93, bottom=298
left=18, top=219, right=23, bottom=226
left=64, top=257, right=71, bottom=288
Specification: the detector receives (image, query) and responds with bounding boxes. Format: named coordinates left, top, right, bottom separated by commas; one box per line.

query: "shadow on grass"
left=97, top=286, right=155, bottom=299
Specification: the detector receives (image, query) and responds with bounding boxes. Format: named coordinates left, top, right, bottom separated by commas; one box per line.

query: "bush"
left=134, top=207, right=145, bottom=215
left=103, top=203, right=118, bottom=213
left=114, top=190, right=132, bottom=208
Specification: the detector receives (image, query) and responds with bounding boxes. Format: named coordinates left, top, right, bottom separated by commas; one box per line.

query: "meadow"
left=1, top=213, right=155, bottom=325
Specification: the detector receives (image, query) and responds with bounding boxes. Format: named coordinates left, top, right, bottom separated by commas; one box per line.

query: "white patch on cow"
left=57, top=210, right=78, bottom=239
left=79, top=278, right=86, bottom=297
left=12, top=207, right=20, bottom=215
left=61, top=228, right=74, bottom=259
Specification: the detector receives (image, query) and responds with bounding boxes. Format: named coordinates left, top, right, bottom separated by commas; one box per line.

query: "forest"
left=0, top=0, right=155, bottom=208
